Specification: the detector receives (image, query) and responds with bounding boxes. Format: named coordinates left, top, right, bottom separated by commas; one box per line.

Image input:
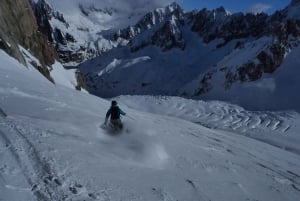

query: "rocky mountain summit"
left=114, top=4, right=269, bottom=52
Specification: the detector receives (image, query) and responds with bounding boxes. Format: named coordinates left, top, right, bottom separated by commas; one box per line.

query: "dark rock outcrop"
left=189, top=7, right=268, bottom=44
left=31, top=0, right=83, bottom=64
left=75, top=69, right=87, bottom=91
left=0, top=0, right=57, bottom=82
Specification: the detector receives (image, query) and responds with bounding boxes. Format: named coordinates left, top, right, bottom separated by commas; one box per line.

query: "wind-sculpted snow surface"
left=117, top=95, right=300, bottom=155
left=1, top=50, right=300, bottom=200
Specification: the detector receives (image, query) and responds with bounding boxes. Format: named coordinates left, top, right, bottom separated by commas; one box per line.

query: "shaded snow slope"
left=79, top=32, right=237, bottom=97
left=1, top=50, right=300, bottom=201
left=193, top=44, right=300, bottom=112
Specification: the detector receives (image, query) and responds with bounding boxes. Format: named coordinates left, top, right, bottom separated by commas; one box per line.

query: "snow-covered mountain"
left=30, top=0, right=174, bottom=65
left=78, top=1, right=300, bottom=112
left=2, top=2, right=300, bottom=200
left=1, top=49, right=300, bottom=201
left=2, top=0, right=299, bottom=112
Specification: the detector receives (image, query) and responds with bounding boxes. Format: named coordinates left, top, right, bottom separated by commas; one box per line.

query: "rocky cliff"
left=30, top=0, right=156, bottom=66
left=31, top=0, right=83, bottom=64
left=0, top=0, right=57, bottom=82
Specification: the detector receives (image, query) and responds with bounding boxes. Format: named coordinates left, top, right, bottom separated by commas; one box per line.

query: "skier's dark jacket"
left=106, top=106, right=126, bottom=120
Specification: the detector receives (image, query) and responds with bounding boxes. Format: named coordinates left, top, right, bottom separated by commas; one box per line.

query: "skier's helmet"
left=111, top=100, right=117, bottom=106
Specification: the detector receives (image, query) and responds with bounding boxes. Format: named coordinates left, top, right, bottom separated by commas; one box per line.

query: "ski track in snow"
left=0, top=117, right=64, bottom=201
left=0, top=115, right=102, bottom=201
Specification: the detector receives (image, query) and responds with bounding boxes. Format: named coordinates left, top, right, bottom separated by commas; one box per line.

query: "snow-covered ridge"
left=1, top=50, right=300, bottom=201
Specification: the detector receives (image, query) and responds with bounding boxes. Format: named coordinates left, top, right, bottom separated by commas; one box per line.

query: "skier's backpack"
left=110, top=106, right=120, bottom=120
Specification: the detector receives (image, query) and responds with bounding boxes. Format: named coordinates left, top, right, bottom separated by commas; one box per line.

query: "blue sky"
left=179, top=0, right=291, bottom=14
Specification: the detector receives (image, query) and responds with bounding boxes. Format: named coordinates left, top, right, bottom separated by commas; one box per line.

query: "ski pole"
left=126, top=115, right=135, bottom=120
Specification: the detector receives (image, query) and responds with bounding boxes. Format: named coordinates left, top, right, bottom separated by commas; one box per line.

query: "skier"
left=104, top=100, right=126, bottom=129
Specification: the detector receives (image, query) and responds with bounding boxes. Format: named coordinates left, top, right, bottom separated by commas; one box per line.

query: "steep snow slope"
left=19, top=45, right=77, bottom=89
left=1, top=50, right=300, bottom=201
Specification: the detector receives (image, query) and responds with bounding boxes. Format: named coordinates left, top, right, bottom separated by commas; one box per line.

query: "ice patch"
left=123, top=56, right=151, bottom=68
left=98, top=58, right=122, bottom=76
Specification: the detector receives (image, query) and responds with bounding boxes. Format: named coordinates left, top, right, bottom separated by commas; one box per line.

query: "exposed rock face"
left=195, top=40, right=288, bottom=96
left=189, top=8, right=268, bottom=43
left=75, top=69, right=87, bottom=91
left=31, top=0, right=88, bottom=64
left=150, top=20, right=185, bottom=51
left=0, top=0, right=57, bottom=82
left=31, top=0, right=69, bottom=43
left=31, top=0, right=82, bottom=64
